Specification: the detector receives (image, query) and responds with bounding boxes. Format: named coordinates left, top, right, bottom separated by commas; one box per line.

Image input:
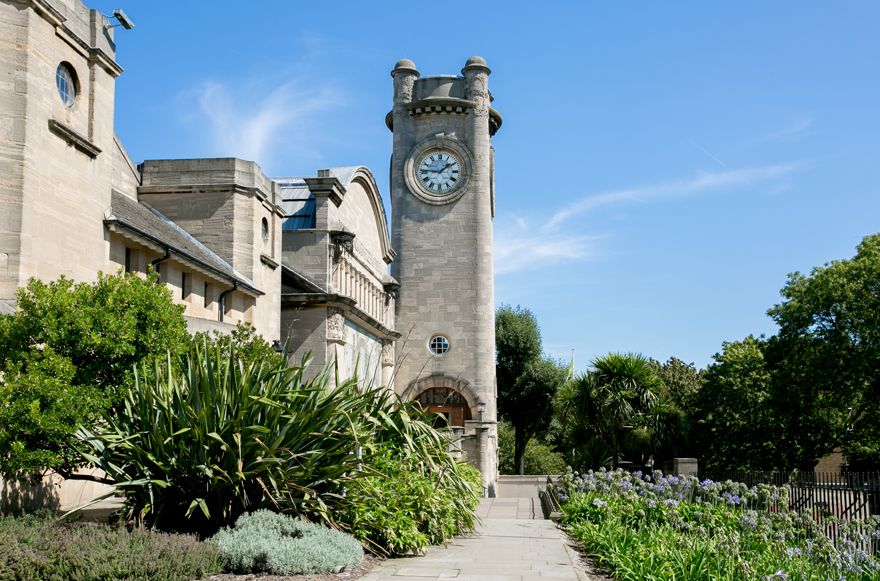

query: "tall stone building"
left=387, top=58, right=502, bottom=490
left=0, top=0, right=501, bottom=492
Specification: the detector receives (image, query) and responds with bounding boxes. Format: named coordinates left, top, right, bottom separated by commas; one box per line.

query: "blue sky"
left=91, top=1, right=879, bottom=369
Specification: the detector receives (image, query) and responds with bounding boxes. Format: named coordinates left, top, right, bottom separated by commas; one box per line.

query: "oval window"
left=56, top=63, right=77, bottom=107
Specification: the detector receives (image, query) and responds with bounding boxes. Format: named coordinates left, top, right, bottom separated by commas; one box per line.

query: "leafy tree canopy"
left=691, top=336, right=775, bottom=471
left=765, top=233, right=880, bottom=470
left=495, top=305, right=567, bottom=474
left=0, top=272, right=188, bottom=478
left=495, top=304, right=541, bottom=396
left=557, top=353, right=674, bottom=469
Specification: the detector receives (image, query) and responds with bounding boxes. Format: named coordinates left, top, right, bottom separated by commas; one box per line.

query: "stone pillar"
left=672, top=458, right=699, bottom=477
left=326, top=308, right=346, bottom=388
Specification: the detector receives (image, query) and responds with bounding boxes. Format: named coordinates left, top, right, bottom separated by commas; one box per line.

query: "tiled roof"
left=104, top=190, right=260, bottom=294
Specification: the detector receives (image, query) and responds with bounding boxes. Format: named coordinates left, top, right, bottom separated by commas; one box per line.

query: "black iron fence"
left=700, top=470, right=880, bottom=553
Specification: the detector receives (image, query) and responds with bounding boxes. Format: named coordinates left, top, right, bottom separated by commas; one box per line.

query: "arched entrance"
left=415, top=387, right=472, bottom=427
left=402, top=373, right=480, bottom=428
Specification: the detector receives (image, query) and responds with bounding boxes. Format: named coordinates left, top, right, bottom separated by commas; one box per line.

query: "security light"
left=112, top=9, right=135, bottom=30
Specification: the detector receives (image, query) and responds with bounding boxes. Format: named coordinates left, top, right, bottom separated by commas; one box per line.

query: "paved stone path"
left=360, top=498, right=593, bottom=581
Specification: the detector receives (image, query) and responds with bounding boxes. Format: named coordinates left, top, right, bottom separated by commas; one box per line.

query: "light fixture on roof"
left=110, top=9, right=135, bottom=30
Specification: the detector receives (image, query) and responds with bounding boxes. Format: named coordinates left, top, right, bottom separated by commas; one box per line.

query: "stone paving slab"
left=360, top=498, right=602, bottom=581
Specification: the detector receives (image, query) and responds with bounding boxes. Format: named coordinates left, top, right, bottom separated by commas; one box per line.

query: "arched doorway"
left=415, top=387, right=473, bottom=427
left=402, top=373, right=480, bottom=428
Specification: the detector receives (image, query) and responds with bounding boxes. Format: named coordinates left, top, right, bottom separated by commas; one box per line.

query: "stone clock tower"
left=387, top=57, right=502, bottom=494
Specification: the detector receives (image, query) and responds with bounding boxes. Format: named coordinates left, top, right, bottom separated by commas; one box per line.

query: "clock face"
left=417, top=150, right=462, bottom=194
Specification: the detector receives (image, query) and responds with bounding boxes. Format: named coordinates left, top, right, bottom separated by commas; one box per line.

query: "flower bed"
left=553, top=468, right=880, bottom=580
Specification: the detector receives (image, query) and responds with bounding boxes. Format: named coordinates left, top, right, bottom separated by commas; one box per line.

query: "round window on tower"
left=55, top=62, right=78, bottom=107
left=428, top=335, right=450, bottom=356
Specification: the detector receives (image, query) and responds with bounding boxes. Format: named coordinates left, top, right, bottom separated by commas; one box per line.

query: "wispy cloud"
left=545, top=162, right=806, bottom=229
left=183, top=78, right=343, bottom=169
left=753, top=117, right=814, bottom=144
left=494, top=217, right=599, bottom=275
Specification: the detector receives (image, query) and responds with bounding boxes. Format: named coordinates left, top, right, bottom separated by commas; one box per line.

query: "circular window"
left=428, top=335, right=450, bottom=355
left=55, top=63, right=77, bottom=107
left=261, top=217, right=269, bottom=244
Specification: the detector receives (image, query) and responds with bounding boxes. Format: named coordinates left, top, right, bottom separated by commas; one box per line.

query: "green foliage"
left=765, top=233, right=880, bottom=471
left=213, top=510, right=362, bottom=575
left=691, top=337, right=776, bottom=471
left=651, top=356, right=704, bottom=410
left=495, top=304, right=542, bottom=395
left=0, top=272, right=188, bottom=394
left=557, top=469, right=880, bottom=580
left=339, top=399, right=482, bottom=555
left=496, top=305, right=566, bottom=474
left=189, top=322, right=283, bottom=368
left=77, top=340, right=385, bottom=534
left=649, top=357, right=704, bottom=458
left=557, top=353, right=675, bottom=470
left=0, top=513, right=221, bottom=580
left=338, top=444, right=482, bottom=555
left=77, top=338, right=483, bottom=546
left=0, top=272, right=187, bottom=478
left=0, top=349, right=105, bottom=476
left=498, top=420, right=566, bottom=475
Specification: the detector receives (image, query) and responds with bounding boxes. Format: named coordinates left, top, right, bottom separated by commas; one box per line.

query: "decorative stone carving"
left=327, top=309, right=345, bottom=343
left=381, top=341, right=394, bottom=367
left=398, top=75, right=415, bottom=103
left=470, top=74, right=490, bottom=118
left=330, top=230, right=355, bottom=262
left=383, top=281, right=400, bottom=305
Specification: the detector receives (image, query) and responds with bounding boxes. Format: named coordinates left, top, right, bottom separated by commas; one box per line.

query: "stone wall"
left=0, top=0, right=122, bottom=311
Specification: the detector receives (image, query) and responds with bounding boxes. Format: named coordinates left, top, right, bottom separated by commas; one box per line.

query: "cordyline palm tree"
left=558, top=353, right=669, bottom=469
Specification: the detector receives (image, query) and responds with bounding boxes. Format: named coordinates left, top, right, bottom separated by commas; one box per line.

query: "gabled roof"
left=104, top=190, right=261, bottom=295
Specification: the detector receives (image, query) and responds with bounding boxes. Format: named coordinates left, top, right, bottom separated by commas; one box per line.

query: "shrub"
left=213, top=510, right=362, bottom=575
left=78, top=336, right=483, bottom=546
left=0, top=272, right=187, bottom=478
left=0, top=513, right=220, bottom=580
left=498, top=419, right=566, bottom=475
left=78, top=340, right=389, bottom=534
left=339, top=440, right=482, bottom=555
left=188, top=322, right=283, bottom=368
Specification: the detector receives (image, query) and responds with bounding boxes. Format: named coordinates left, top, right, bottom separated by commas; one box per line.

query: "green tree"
left=507, top=357, right=568, bottom=474
left=497, top=420, right=567, bottom=475
left=650, top=357, right=704, bottom=457
left=0, top=272, right=188, bottom=478
left=495, top=305, right=541, bottom=398
left=691, top=337, right=775, bottom=471
left=652, top=357, right=704, bottom=410
left=558, top=353, right=667, bottom=469
left=495, top=306, right=564, bottom=474
left=765, top=233, right=880, bottom=471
